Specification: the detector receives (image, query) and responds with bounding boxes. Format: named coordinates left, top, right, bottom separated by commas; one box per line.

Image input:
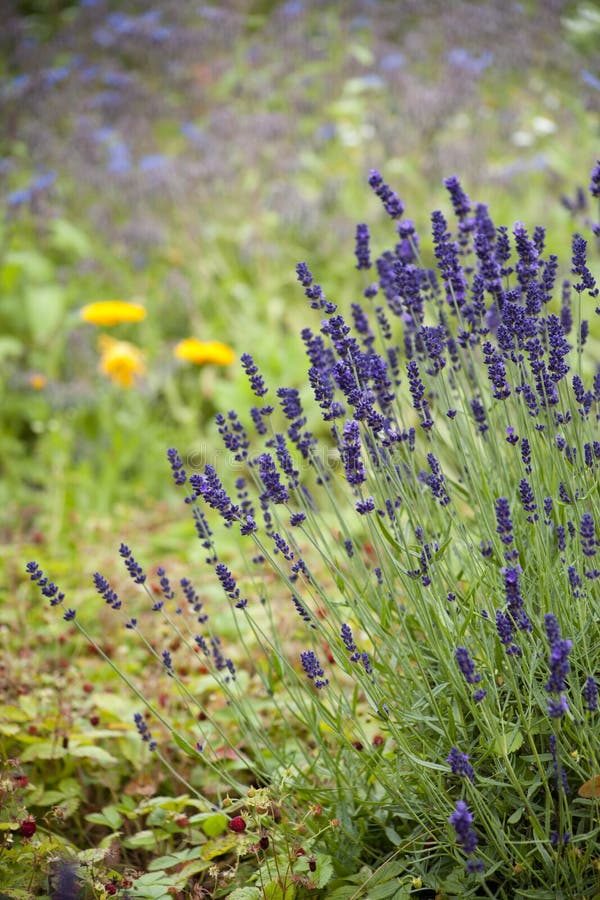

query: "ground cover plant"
left=19, top=160, right=600, bottom=898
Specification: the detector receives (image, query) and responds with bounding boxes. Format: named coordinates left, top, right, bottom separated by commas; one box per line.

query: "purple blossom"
left=156, top=567, right=174, bottom=602
left=290, top=512, right=306, bottom=527
left=470, top=396, right=488, bottom=433
left=495, top=497, right=514, bottom=546
left=241, top=353, right=269, bottom=398
left=258, top=453, right=290, bottom=505
left=483, top=342, right=511, bottom=399
left=355, top=223, right=372, bottom=269
left=250, top=405, right=270, bottom=436
left=589, top=160, right=600, bottom=198
left=162, top=649, right=174, bottom=675
left=571, top=234, right=598, bottom=297
left=544, top=613, right=571, bottom=717
left=119, top=544, right=146, bottom=584
left=581, top=513, right=597, bottom=557
left=495, top=610, right=520, bottom=656
left=356, top=497, right=375, bottom=514
left=518, top=479, right=538, bottom=522
left=449, top=801, right=478, bottom=855
left=291, top=594, right=312, bottom=625
left=215, top=411, right=249, bottom=461
left=455, top=646, right=481, bottom=685
left=406, top=360, right=433, bottom=429
left=300, top=650, right=329, bottom=688
left=444, top=175, right=471, bottom=221
left=513, top=222, right=540, bottom=287
left=583, top=676, right=598, bottom=712
left=520, top=437, right=531, bottom=473
left=181, top=578, right=207, bottom=624
left=216, top=563, right=247, bottom=609
left=341, top=623, right=356, bottom=653
left=368, top=169, right=404, bottom=219
left=134, top=712, right=156, bottom=751
left=167, top=447, right=187, bottom=485
left=189, top=466, right=240, bottom=526
left=273, top=433, right=299, bottom=490
left=277, top=387, right=303, bottom=421
left=424, top=453, right=450, bottom=506
left=340, top=419, right=366, bottom=486
left=502, top=566, right=532, bottom=632
left=546, top=315, right=571, bottom=384
left=446, top=747, right=475, bottom=781
left=295, top=262, right=336, bottom=313
left=432, top=209, right=467, bottom=310
left=93, top=572, right=120, bottom=609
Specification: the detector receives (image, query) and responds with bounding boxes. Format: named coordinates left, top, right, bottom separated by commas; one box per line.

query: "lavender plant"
left=28, top=163, right=600, bottom=898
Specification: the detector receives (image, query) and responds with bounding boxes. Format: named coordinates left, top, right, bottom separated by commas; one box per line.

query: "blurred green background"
left=1, top=0, right=599, bottom=557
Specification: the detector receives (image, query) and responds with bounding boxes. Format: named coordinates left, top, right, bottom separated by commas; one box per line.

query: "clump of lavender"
left=30, top=163, right=600, bottom=897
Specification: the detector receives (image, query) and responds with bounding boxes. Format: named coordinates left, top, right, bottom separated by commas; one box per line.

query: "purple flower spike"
left=446, top=747, right=475, bottom=781
left=455, top=646, right=481, bottom=685
left=544, top=613, right=572, bottom=719
left=300, top=650, right=329, bottom=688
left=368, top=169, right=404, bottom=219
left=355, top=223, right=372, bottom=270
left=583, top=676, right=598, bottom=712
left=449, top=800, right=478, bottom=855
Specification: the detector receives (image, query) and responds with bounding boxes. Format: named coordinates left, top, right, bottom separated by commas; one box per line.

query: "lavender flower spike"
left=449, top=800, right=478, bottom=854
left=300, top=650, right=329, bottom=688
left=544, top=613, right=572, bottom=718
left=455, top=646, right=481, bottom=684
left=446, top=747, right=475, bottom=781
left=368, top=169, right=404, bottom=219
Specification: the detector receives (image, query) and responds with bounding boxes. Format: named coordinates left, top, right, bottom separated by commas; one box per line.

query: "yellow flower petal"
left=98, top=336, right=146, bottom=388
left=174, top=338, right=235, bottom=366
left=27, top=373, right=47, bottom=390
left=80, top=301, right=146, bottom=326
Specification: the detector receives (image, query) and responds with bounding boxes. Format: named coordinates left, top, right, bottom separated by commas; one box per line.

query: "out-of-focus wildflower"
left=174, top=338, right=235, bottom=366
left=80, top=301, right=147, bottom=326
left=98, top=335, right=145, bottom=388
left=27, top=373, right=47, bottom=390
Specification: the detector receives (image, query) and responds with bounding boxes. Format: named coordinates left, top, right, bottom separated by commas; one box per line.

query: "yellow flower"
left=27, top=373, right=47, bottom=390
left=98, top=335, right=146, bottom=388
left=80, top=301, right=146, bottom=326
left=174, top=338, right=235, bottom=366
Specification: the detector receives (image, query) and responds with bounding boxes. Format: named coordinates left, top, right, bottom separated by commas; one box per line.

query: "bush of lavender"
left=29, top=164, right=600, bottom=899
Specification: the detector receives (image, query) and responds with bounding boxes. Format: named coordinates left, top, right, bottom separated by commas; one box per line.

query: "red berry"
left=352, top=741, right=363, bottom=751
left=372, top=734, right=385, bottom=747
left=89, top=715, right=100, bottom=726
left=104, top=884, right=117, bottom=896
left=13, top=774, right=29, bottom=788
left=308, top=857, right=317, bottom=872
left=175, top=815, right=189, bottom=827
left=228, top=815, right=246, bottom=833
left=19, top=819, right=36, bottom=838
left=259, top=835, right=269, bottom=850
left=82, top=682, right=94, bottom=693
